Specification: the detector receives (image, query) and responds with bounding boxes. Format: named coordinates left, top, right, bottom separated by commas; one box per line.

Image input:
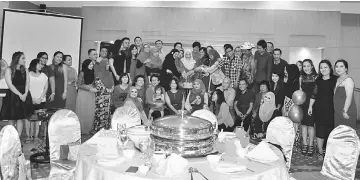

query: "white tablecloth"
left=74, top=139, right=290, bottom=180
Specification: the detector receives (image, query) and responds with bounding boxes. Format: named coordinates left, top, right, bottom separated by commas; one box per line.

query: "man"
left=254, top=39, right=273, bottom=93
left=236, top=42, right=256, bottom=87
left=234, top=79, right=254, bottom=132
left=88, top=49, right=98, bottom=64
left=134, top=36, right=143, bottom=53
left=174, top=42, right=182, bottom=50
left=217, top=44, right=243, bottom=88
left=192, top=41, right=201, bottom=62
left=272, top=48, right=288, bottom=78
left=267, top=41, right=274, bottom=54
left=155, top=40, right=165, bottom=62
left=120, top=37, right=130, bottom=57
left=222, top=44, right=231, bottom=57
left=146, top=74, right=165, bottom=119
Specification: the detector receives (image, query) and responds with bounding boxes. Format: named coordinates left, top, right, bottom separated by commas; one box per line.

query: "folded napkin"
left=155, top=153, right=188, bottom=177
left=245, top=141, right=279, bottom=163
left=215, top=162, right=247, bottom=174
left=95, top=154, right=125, bottom=166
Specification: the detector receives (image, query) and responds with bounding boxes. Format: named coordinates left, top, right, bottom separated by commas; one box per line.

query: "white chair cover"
left=265, top=117, right=295, bottom=170
left=191, top=109, right=218, bottom=133
left=321, top=125, right=360, bottom=180
left=48, top=109, right=81, bottom=180
left=111, top=106, right=141, bottom=130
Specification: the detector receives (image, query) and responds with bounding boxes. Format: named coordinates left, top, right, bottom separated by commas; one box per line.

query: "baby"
left=149, top=85, right=165, bottom=118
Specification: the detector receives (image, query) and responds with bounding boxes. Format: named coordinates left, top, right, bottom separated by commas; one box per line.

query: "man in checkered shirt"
left=217, top=44, right=243, bottom=88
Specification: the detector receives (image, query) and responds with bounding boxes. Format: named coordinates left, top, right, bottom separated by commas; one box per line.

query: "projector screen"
left=1, top=9, right=83, bottom=89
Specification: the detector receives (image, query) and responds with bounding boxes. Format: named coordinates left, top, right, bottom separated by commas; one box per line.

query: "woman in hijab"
left=194, top=47, right=210, bottom=91
left=160, top=49, right=180, bottom=91
left=76, top=59, right=97, bottom=135
left=145, top=47, right=162, bottom=80
left=134, top=43, right=151, bottom=86
left=123, top=86, right=148, bottom=125
left=185, top=79, right=208, bottom=113
left=177, top=49, right=197, bottom=86
left=258, top=92, right=276, bottom=133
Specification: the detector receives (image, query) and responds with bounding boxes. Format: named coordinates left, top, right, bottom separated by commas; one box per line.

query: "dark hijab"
left=82, top=59, right=94, bottom=85
left=160, top=49, right=180, bottom=91
left=284, top=64, right=300, bottom=98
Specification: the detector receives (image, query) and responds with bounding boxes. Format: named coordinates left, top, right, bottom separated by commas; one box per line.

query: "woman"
left=300, top=59, right=318, bottom=156
left=111, top=73, right=130, bottom=113
left=0, top=60, right=9, bottom=108
left=270, top=72, right=285, bottom=116
left=296, top=61, right=303, bottom=72
left=177, top=49, right=197, bottom=85
left=109, top=39, right=129, bottom=85
left=28, top=59, right=48, bottom=142
left=134, top=75, right=146, bottom=103
left=145, top=47, right=162, bottom=79
left=308, top=60, right=336, bottom=160
left=206, top=46, right=214, bottom=53
left=0, top=52, right=33, bottom=136
left=76, top=59, right=97, bottom=135
left=123, top=86, right=148, bottom=124
left=134, top=43, right=151, bottom=85
left=93, top=47, right=114, bottom=134
left=205, top=49, right=224, bottom=92
left=210, top=89, right=233, bottom=132
left=47, top=51, right=68, bottom=109
left=252, top=80, right=271, bottom=138
left=195, top=47, right=210, bottom=91
left=185, top=79, right=208, bottom=113
left=128, top=44, right=139, bottom=82
left=258, top=92, right=276, bottom=131
left=333, top=59, right=357, bottom=129
left=63, top=55, right=77, bottom=112
left=160, top=49, right=181, bottom=91
left=165, top=78, right=185, bottom=115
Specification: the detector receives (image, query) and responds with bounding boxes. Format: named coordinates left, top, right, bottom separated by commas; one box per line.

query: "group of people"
left=0, top=36, right=357, bottom=162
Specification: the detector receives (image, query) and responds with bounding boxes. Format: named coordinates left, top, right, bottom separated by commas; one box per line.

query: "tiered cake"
left=151, top=115, right=215, bottom=157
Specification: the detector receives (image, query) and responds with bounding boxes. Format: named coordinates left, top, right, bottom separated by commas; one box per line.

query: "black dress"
left=312, top=76, right=336, bottom=138
left=300, top=74, right=317, bottom=126
left=0, top=69, right=33, bottom=120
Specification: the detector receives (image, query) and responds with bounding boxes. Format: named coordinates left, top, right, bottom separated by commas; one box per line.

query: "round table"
left=74, top=138, right=290, bottom=180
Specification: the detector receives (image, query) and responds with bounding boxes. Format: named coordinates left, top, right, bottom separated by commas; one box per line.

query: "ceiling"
left=29, top=1, right=360, bottom=14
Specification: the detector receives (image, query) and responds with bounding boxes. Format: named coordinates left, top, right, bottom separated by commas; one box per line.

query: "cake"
left=183, top=82, right=193, bottom=89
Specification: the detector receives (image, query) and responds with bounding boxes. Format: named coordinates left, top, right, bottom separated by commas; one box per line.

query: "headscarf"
left=259, top=92, right=276, bottom=122
left=181, top=49, right=196, bottom=70
left=124, top=86, right=143, bottom=112
left=189, top=79, right=206, bottom=103
left=145, top=47, right=162, bottom=69
left=137, top=44, right=151, bottom=63
left=208, top=49, right=221, bottom=66
left=284, top=64, right=300, bottom=98
left=81, top=59, right=94, bottom=85
left=94, top=58, right=114, bottom=88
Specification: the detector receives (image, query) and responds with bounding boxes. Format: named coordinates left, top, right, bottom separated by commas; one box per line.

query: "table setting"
left=74, top=114, right=290, bottom=180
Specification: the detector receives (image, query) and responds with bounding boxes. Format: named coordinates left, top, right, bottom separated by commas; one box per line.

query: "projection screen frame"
left=0, top=8, right=84, bottom=83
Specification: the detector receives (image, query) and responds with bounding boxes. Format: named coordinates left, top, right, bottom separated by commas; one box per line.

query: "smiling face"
left=130, top=88, right=138, bottom=98
left=335, top=62, right=347, bottom=76
left=18, top=54, right=26, bottom=66
left=135, top=38, right=142, bottom=47
left=136, top=77, right=144, bottom=87
left=53, top=53, right=63, bottom=65
left=272, top=73, right=279, bottom=83
left=200, top=49, right=205, bottom=58
left=225, top=48, right=234, bottom=58
left=121, top=74, right=129, bottom=84
left=238, top=80, right=247, bottom=91
left=131, top=46, right=138, bottom=56
left=320, top=63, right=330, bottom=77
left=260, top=84, right=268, bottom=93
left=263, top=93, right=272, bottom=103
left=36, top=61, right=44, bottom=72
left=185, top=51, right=191, bottom=59
left=193, top=81, right=200, bottom=90
left=234, top=47, right=242, bottom=57
left=222, top=78, right=231, bottom=89
left=155, top=41, right=162, bottom=50
left=151, top=76, right=160, bottom=87
left=40, top=54, right=48, bottom=65
left=64, top=56, right=72, bottom=66
left=170, top=80, right=177, bottom=90
left=88, top=50, right=97, bottom=61
left=143, top=45, right=150, bottom=53
left=100, top=48, right=108, bottom=58
left=155, top=88, right=162, bottom=95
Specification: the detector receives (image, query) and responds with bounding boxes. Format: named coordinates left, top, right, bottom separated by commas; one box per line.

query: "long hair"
left=10, top=51, right=26, bottom=79
left=317, top=59, right=335, bottom=80
left=109, top=39, right=122, bottom=58
left=301, top=59, right=317, bottom=76
left=29, top=59, right=41, bottom=73
left=127, top=44, right=138, bottom=59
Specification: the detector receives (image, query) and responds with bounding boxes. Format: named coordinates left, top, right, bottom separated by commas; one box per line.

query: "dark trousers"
left=218, top=124, right=234, bottom=132
left=234, top=114, right=252, bottom=132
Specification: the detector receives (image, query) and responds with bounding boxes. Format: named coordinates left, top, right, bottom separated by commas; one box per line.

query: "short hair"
left=224, top=44, right=233, bottom=51
left=207, top=45, right=214, bottom=50
left=257, top=39, right=267, bottom=49
left=62, top=55, right=72, bottom=62
left=150, top=74, right=160, bottom=81
left=192, top=41, right=201, bottom=49
left=37, top=52, right=48, bottom=59
left=267, top=41, right=274, bottom=47
left=174, top=42, right=182, bottom=48
left=273, top=48, right=282, bottom=55
left=223, top=44, right=231, bottom=49
left=119, top=73, right=129, bottom=84
left=88, top=49, right=96, bottom=55
left=154, top=85, right=163, bottom=93
left=238, top=78, right=248, bottom=85
left=155, top=40, right=163, bottom=45
left=335, top=59, right=348, bottom=71
left=133, top=75, right=145, bottom=86
left=134, top=36, right=142, bottom=42
left=121, top=37, right=130, bottom=42
left=259, top=80, right=271, bottom=91
left=28, top=59, right=41, bottom=73
left=169, top=77, right=179, bottom=90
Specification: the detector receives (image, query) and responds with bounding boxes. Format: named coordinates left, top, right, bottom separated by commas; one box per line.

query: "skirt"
left=0, top=90, right=33, bottom=120
left=75, top=89, right=96, bottom=134
left=65, top=85, right=77, bottom=112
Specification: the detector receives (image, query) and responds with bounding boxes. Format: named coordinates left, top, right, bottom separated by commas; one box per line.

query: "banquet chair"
left=48, top=109, right=81, bottom=180
left=265, top=117, right=295, bottom=170
left=320, top=125, right=360, bottom=180
left=111, top=105, right=141, bottom=130
left=0, top=125, right=31, bottom=180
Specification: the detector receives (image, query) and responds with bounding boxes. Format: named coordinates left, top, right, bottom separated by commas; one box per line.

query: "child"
left=148, top=85, right=165, bottom=119
left=190, top=95, right=203, bottom=113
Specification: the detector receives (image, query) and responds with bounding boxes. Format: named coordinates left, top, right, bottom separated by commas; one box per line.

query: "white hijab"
left=181, top=49, right=196, bottom=70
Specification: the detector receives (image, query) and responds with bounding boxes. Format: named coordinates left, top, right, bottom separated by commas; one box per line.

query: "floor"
left=0, top=121, right=359, bottom=179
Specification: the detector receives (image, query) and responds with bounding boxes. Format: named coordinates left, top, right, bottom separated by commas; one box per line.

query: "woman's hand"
left=62, top=92, right=67, bottom=100
left=48, top=94, right=55, bottom=102
left=115, top=75, right=120, bottom=81
left=18, top=94, right=25, bottom=102
left=90, top=88, right=98, bottom=93
left=166, top=69, right=172, bottom=74
left=343, top=111, right=350, bottom=119
left=307, top=107, right=313, bottom=116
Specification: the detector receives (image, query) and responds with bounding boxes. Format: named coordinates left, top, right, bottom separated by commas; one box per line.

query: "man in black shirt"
left=272, top=48, right=288, bottom=78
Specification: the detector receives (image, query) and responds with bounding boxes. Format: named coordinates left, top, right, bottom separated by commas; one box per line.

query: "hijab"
left=124, top=86, right=143, bottom=112
left=82, top=59, right=94, bottom=85
left=181, top=49, right=196, bottom=70
left=284, top=64, right=300, bottom=98
left=145, top=47, right=162, bottom=69
left=189, top=79, right=206, bottom=103
left=137, top=44, right=151, bottom=63
left=259, top=92, right=276, bottom=122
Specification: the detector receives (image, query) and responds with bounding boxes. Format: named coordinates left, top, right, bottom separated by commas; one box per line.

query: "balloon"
left=292, top=90, right=306, bottom=105
left=288, top=105, right=303, bottom=123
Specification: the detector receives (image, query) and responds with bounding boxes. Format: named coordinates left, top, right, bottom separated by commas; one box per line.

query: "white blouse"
left=29, top=73, right=48, bottom=102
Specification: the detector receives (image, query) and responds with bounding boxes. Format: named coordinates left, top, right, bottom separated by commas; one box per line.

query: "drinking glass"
left=235, top=126, right=249, bottom=148
left=117, top=123, right=126, bottom=133
left=118, top=133, right=128, bottom=149
left=139, top=137, right=150, bottom=159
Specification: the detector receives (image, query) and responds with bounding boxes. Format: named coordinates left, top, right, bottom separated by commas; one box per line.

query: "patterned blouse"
left=217, top=56, right=243, bottom=87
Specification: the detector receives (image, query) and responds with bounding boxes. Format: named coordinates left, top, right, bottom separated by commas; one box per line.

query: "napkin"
left=215, top=162, right=247, bottom=174
left=94, top=154, right=125, bottom=166
left=245, top=141, right=279, bottom=163
left=155, top=153, right=188, bottom=177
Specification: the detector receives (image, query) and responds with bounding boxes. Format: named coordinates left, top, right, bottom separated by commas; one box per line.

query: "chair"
left=111, top=106, right=141, bottom=130
left=0, top=125, right=31, bottom=180
left=321, top=125, right=360, bottom=180
left=265, top=116, right=295, bottom=170
left=48, top=109, right=81, bottom=180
